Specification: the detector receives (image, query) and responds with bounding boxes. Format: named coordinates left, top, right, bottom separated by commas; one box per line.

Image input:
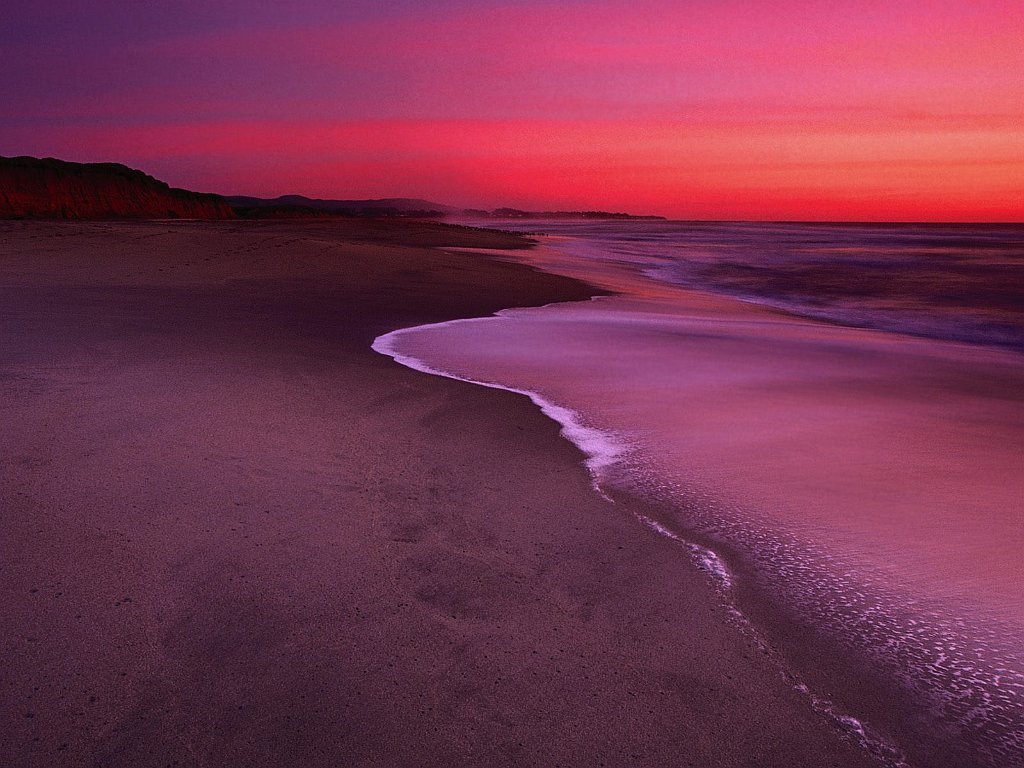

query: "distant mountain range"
left=228, top=195, right=664, bottom=220
left=226, top=195, right=461, bottom=218
left=0, top=155, right=663, bottom=221
left=469, top=207, right=665, bottom=221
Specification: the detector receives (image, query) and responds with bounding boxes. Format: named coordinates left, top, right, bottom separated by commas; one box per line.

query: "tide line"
left=372, top=317, right=624, bottom=496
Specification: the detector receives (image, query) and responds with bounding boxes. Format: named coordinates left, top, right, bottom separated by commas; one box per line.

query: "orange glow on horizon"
left=3, top=1, right=1022, bottom=220
left=7, top=118, right=1020, bottom=221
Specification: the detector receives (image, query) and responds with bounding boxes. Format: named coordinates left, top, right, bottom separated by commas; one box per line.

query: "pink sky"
left=2, top=1, right=1022, bottom=219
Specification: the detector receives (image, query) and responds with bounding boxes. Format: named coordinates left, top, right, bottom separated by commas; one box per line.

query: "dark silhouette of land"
left=0, top=155, right=664, bottom=222
left=0, top=156, right=233, bottom=219
left=228, top=194, right=665, bottom=220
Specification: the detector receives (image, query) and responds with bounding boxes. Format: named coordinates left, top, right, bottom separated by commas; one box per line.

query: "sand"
left=1, top=220, right=877, bottom=767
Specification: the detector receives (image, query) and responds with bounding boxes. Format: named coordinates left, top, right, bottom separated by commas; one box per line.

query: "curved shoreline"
left=373, top=312, right=626, bottom=485
left=374, top=236, right=1024, bottom=768
left=373, top=313, right=909, bottom=768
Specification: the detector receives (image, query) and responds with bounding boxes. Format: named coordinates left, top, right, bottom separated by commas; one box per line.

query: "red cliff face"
left=0, top=156, right=235, bottom=219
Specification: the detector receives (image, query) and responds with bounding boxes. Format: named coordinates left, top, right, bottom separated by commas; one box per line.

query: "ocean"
left=498, top=220, right=1024, bottom=351
left=375, top=220, right=1024, bottom=768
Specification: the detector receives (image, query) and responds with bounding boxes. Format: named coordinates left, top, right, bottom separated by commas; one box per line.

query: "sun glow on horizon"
left=2, top=0, right=1022, bottom=220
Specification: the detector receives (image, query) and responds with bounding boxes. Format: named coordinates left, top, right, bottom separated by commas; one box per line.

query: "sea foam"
left=373, top=317, right=625, bottom=491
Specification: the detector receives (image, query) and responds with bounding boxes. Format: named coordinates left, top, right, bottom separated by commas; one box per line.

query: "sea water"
left=375, top=221, right=1024, bottom=767
left=502, top=220, right=1024, bottom=351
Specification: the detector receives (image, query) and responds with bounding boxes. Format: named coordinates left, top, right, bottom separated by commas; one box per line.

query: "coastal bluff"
left=0, top=156, right=234, bottom=219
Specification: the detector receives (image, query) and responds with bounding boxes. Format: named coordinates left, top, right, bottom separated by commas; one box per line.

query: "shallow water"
left=379, top=221, right=1024, bottom=767
left=474, top=220, right=1024, bottom=351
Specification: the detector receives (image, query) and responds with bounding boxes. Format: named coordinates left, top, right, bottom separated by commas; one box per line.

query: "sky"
left=2, top=0, right=1022, bottom=220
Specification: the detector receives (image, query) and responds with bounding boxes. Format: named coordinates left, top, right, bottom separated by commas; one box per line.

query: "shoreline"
left=372, top=302, right=909, bottom=768
left=1, top=220, right=877, bottom=766
left=381, top=236, right=1024, bottom=768
left=372, top=315, right=627, bottom=486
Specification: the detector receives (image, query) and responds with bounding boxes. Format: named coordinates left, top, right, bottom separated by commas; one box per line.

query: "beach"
left=386, top=226, right=1024, bottom=768
left=0, top=220, right=877, bottom=767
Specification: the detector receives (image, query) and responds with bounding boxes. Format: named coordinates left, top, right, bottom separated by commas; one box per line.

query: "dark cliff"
left=0, top=156, right=235, bottom=219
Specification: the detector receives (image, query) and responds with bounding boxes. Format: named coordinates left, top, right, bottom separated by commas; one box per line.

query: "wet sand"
left=1, top=220, right=877, bottom=767
left=386, top=240, right=1024, bottom=768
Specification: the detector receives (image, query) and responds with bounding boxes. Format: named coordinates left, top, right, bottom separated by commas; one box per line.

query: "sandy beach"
left=0, top=220, right=879, bottom=767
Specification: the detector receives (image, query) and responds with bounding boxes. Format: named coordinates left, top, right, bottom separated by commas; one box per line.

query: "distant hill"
left=0, top=156, right=234, bottom=220
left=0, top=155, right=664, bottom=222
left=226, top=195, right=458, bottom=218
left=482, top=208, right=665, bottom=220
left=228, top=195, right=664, bottom=221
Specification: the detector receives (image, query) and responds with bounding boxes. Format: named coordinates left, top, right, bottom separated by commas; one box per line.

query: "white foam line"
left=634, top=513, right=734, bottom=590
left=375, top=318, right=736, bottom=593
left=373, top=317, right=910, bottom=768
left=372, top=319, right=625, bottom=497
left=633, top=512, right=908, bottom=765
